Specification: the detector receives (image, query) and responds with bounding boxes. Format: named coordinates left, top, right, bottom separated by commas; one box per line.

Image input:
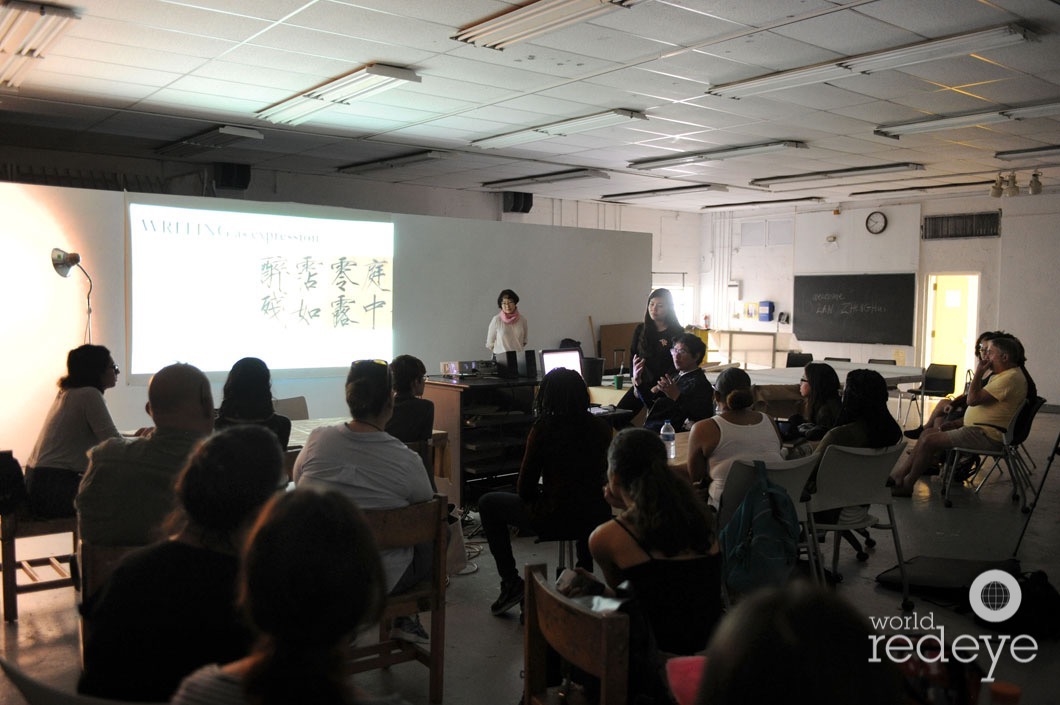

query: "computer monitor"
left=540, top=348, right=583, bottom=379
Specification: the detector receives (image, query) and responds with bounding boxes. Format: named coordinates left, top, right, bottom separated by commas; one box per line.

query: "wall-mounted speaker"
left=502, top=191, right=533, bottom=213
left=213, top=162, right=252, bottom=190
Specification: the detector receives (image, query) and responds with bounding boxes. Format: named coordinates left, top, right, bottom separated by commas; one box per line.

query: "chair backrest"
left=867, top=358, right=896, bottom=365
left=824, top=357, right=851, bottom=362
left=811, top=443, right=907, bottom=514
left=78, top=541, right=141, bottom=601
left=718, top=455, right=818, bottom=530
left=273, top=396, right=309, bottom=420
left=921, top=364, right=957, bottom=395
left=360, top=495, right=446, bottom=552
left=751, top=384, right=803, bottom=420
left=1008, top=396, right=1045, bottom=446
left=523, top=563, right=629, bottom=705
left=785, top=352, right=813, bottom=368
left=0, top=655, right=156, bottom=705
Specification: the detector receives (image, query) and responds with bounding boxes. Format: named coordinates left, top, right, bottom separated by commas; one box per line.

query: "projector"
left=440, top=361, right=479, bottom=377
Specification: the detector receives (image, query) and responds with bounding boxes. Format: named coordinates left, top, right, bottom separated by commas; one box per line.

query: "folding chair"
left=785, top=352, right=813, bottom=368
left=808, top=443, right=912, bottom=610
left=348, top=495, right=447, bottom=703
left=902, top=364, right=956, bottom=428
left=523, top=563, right=629, bottom=705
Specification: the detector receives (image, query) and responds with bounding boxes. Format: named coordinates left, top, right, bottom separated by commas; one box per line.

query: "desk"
left=286, top=418, right=450, bottom=481
left=706, top=361, right=923, bottom=388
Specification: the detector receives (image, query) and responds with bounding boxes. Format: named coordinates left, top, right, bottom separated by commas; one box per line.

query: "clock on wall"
left=866, top=211, right=888, bottom=234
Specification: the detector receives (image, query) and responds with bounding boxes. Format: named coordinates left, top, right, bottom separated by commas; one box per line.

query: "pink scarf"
left=500, top=309, right=521, bottom=324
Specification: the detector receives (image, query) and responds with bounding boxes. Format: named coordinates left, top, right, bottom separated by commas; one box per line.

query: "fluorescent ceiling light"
left=483, top=169, right=609, bottom=189
left=0, top=0, right=80, bottom=88
left=849, top=180, right=993, bottom=197
left=706, top=24, right=1032, bottom=99
left=257, top=64, right=420, bottom=126
left=453, top=0, right=637, bottom=50
left=750, top=163, right=925, bottom=187
left=701, top=197, right=824, bottom=211
left=630, top=141, right=805, bottom=170
left=995, top=145, right=1060, bottom=161
left=472, top=109, right=647, bottom=149
left=875, top=100, right=1060, bottom=138
left=338, top=150, right=454, bottom=174
left=155, top=126, right=264, bottom=158
left=600, top=184, right=728, bottom=201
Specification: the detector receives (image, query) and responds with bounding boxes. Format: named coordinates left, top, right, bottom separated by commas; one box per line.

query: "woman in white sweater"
left=486, top=288, right=528, bottom=354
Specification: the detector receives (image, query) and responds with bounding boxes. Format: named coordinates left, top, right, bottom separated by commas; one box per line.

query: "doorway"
left=923, top=273, right=980, bottom=390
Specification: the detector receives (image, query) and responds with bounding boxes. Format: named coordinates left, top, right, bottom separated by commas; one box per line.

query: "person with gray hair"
left=76, top=362, right=216, bottom=546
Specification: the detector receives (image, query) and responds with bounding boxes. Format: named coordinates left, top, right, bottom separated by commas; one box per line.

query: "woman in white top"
left=486, top=288, right=528, bottom=354
left=687, top=367, right=783, bottom=509
left=26, top=344, right=121, bottom=518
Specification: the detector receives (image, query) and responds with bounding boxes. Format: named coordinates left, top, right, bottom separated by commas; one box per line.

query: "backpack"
left=719, top=460, right=800, bottom=594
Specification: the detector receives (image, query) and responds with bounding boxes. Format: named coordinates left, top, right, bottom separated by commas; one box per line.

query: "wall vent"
left=922, top=211, right=1000, bottom=240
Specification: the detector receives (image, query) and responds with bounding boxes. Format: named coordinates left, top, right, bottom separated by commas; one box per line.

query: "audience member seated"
left=904, top=330, right=999, bottom=440
left=79, top=425, right=284, bottom=702
left=785, top=361, right=841, bottom=442
left=76, top=363, right=215, bottom=546
left=640, top=333, right=715, bottom=432
left=565, top=428, right=720, bottom=700
left=171, top=489, right=386, bottom=705
left=694, top=583, right=903, bottom=705
left=617, top=288, right=685, bottom=417
left=890, top=335, right=1032, bottom=496
left=214, top=357, right=291, bottom=448
left=386, top=354, right=434, bottom=444
left=478, top=368, right=613, bottom=617
left=293, top=359, right=434, bottom=644
left=810, top=369, right=903, bottom=523
left=687, top=367, right=783, bottom=509
left=25, top=344, right=122, bottom=518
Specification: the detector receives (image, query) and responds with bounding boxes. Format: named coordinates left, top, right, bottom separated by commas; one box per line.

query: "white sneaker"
left=390, top=614, right=429, bottom=644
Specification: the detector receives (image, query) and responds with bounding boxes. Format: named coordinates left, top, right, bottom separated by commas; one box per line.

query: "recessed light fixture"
left=629, top=141, right=805, bottom=170
left=472, top=109, right=647, bottom=149
left=707, top=24, right=1033, bottom=99
left=0, top=0, right=80, bottom=88
left=256, top=64, right=420, bottom=126
left=483, top=169, right=609, bottom=189
left=750, top=163, right=925, bottom=187
left=600, top=184, right=729, bottom=201
left=338, top=151, right=454, bottom=175
left=453, top=0, right=639, bottom=50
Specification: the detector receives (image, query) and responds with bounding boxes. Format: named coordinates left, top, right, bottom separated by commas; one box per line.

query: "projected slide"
left=128, top=201, right=393, bottom=376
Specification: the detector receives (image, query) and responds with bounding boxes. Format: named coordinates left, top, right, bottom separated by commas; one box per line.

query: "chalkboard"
left=794, top=273, right=915, bottom=345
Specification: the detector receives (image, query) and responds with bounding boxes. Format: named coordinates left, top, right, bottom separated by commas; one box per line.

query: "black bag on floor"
left=974, top=570, right=1060, bottom=639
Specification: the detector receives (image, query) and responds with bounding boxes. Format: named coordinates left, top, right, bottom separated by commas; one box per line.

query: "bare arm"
left=965, top=358, right=998, bottom=407
left=687, top=418, right=720, bottom=485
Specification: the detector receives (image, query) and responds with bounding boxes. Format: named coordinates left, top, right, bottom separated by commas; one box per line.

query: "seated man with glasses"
left=292, top=359, right=435, bottom=644
left=639, top=333, right=715, bottom=432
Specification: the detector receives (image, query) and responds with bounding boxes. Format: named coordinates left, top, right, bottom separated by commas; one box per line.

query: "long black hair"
left=608, top=428, right=713, bottom=556
left=637, top=288, right=682, bottom=356
left=802, top=362, right=841, bottom=421
left=59, top=344, right=112, bottom=391
left=834, top=370, right=901, bottom=447
left=533, top=367, right=590, bottom=419
left=219, top=357, right=275, bottom=420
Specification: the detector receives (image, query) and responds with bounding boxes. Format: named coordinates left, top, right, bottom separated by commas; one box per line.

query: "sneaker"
left=490, top=576, right=525, bottom=616
left=390, top=614, right=429, bottom=644
left=904, top=427, right=923, bottom=440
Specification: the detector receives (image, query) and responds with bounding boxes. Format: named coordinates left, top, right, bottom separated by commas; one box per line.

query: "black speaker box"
left=497, top=350, right=520, bottom=378
left=213, top=162, right=252, bottom=190
left=502, top=191, right=533, bottom=213
left=518, top=350, right=538, bottom=378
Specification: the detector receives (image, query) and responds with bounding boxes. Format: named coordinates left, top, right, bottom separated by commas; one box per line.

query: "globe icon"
left=981, top=580, right=1011, bottom=611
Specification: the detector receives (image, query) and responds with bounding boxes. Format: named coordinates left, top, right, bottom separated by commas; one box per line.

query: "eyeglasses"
left=799, top=378, right=808, bottom=383
left=671, top=347, right=690, bottom=356
left=111, top=364, right=120, bottom=374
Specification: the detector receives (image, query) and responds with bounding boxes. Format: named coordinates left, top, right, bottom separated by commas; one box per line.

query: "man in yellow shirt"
left=890, top=336, right=1028, bottom=496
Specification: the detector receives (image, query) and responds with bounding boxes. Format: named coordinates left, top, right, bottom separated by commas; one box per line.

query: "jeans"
left=478, top=491, right=603, bottom=582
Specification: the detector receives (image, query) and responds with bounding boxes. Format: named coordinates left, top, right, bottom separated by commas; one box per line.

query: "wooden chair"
left=523, top=563, right=630, bottom=705
left=0, top=655, right=156, bottom=705
left=0, top=455, right=79, bottom=623
left=349, top=495, right=447, bottom=704
left=77, top=541, right=141, bottom=603
left=272, top=395, right=309, bottom=420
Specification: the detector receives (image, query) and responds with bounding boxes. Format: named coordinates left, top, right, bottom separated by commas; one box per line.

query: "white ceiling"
left=2, top=0, right=1059, bottom=212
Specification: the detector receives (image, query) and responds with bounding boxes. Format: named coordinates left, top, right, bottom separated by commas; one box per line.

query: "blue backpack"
left=719, top=460, right=800, bottom=594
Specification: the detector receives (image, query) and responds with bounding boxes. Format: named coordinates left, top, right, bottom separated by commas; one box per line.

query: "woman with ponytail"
left=576, top=428, right=721, bottom=656
left=687, top=367, right=783, bottom=509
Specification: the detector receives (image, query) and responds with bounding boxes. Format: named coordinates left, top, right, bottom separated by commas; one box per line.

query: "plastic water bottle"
left=660, top=420, right=676, bottom=459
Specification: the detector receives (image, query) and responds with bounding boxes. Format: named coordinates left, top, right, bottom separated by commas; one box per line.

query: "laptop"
left=539, top=348, right=583, bottom=379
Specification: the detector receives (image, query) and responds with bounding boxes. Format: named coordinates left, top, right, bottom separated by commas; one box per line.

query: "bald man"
left=76, top=363, right=215, bottom=546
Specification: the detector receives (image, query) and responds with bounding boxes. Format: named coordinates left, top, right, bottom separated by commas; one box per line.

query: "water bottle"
left=660, top=420, right=676, bottom=459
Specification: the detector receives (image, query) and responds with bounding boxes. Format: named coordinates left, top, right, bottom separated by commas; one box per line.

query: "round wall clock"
left=866, top=211, right=887, bottom=234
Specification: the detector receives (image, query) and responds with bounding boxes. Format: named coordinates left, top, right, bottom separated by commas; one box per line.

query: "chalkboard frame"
left=793, top=273, right=915, bottom=345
